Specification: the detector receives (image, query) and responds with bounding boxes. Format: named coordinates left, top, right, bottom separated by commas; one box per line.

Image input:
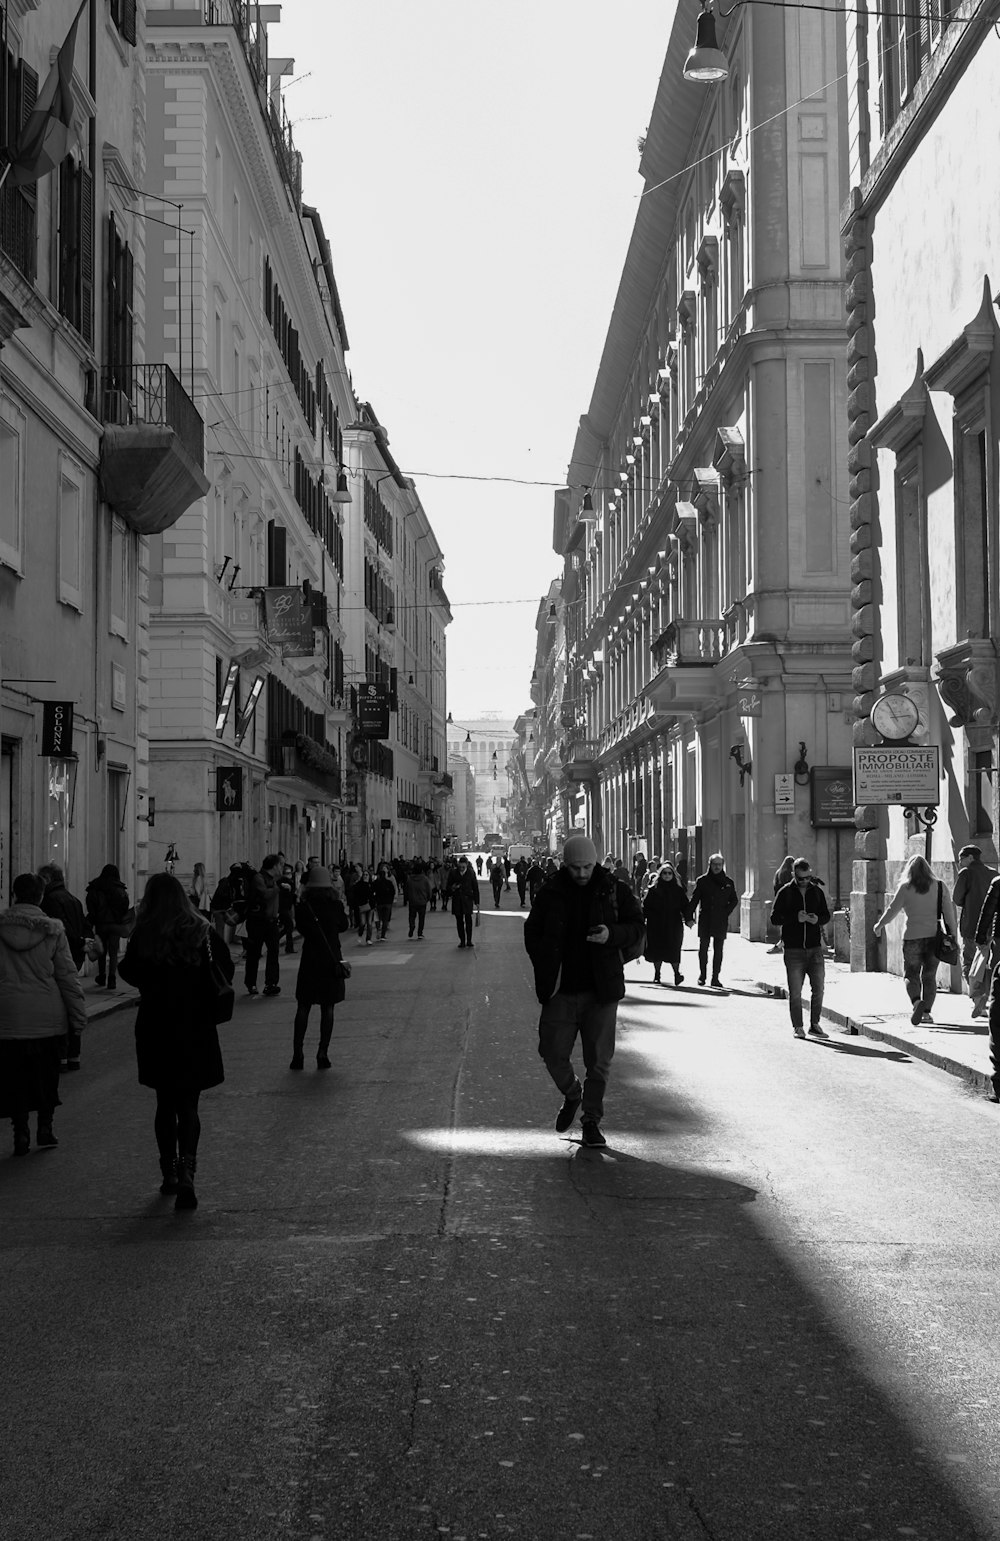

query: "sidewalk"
left=701, top=932, right=994, bottom=1096
left=82, top=921, right=996, bottom=1096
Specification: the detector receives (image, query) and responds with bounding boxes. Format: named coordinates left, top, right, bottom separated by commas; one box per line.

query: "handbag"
left=933, top=882, right=960, bottom=966
left=969, top=945, right=991, bottom=994
left=204, top=935, right=235, bottom=1024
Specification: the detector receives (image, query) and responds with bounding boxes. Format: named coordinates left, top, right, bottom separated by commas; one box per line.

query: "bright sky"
left=273, top=1, right=674, bottom=722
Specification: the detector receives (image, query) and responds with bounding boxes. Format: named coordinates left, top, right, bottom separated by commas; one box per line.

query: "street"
left=3, top=889, right=1000, bottom=1541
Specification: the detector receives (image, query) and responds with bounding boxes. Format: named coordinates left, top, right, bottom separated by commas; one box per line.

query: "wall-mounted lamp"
left=729, top=742, right=752, bottom=785
left=793, top=741, right=811, bottom=786
left=683, top=0, right=729, bottom=82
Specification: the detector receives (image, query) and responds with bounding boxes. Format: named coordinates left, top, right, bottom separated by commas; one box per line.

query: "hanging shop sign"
left=40, top=701, right=75, bottom=758
left=358, top=682, right=391, bottom=738
left=216, top=766, right=244, bottom=812
left=263, top=587, right=314, bottom=658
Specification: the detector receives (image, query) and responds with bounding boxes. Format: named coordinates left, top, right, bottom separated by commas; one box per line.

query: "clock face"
left=871, top=692, right=919, bottom=740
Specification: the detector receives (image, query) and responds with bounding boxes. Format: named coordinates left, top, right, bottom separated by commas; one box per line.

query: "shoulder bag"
left=933, top=882, right=960, bottom=966
left=204, top=935, right=235, bottom=1023
left=307, top=903, right=351, bottom=979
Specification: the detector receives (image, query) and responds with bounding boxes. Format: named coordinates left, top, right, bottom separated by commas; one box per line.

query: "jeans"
left=408, top=902, right=427, bottom=937
left=902, top=936, right=939, bottom=1011
left=377, top=903, right=393, bottom=938
left=963, top=936, right=989, bottom=1011
left=698, top=929, right=726, bottom=982
left=491, top=879, right=504, bottom=907
left=454, top=903, right=474, bottom=945
left=538, top=990, right=618, bottom=1124
left=783, top=946, right=825, bottom=1029
left=244, top=919, right=280, bottom=990
left=95, top=930, right=120, bottom=986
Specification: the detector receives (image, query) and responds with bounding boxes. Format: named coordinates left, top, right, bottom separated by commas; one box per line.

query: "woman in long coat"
left=291, top=867, right=350, bottom=1070
left=0, top=872, right=87, bottom=1155
left=118, top=873, right=234, bottom=1210
left=642, top=861, right=691, bottom=986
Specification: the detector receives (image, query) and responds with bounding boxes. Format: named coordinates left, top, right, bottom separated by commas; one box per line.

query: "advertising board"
left=853, top=746, right=940, bottom=806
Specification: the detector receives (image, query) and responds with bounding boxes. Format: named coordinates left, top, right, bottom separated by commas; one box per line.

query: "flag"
left=4, top=0, right=87, bottom=187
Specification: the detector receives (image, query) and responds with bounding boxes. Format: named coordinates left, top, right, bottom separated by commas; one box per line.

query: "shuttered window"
left=57, top=159, right=95, bottom=347
left=0, top=53, right=38, bottom=281
left=106, top=213, right=134, bottom=397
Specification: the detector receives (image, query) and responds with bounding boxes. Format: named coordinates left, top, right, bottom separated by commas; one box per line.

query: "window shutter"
left=122, top=0, right=137, bottom=46
left=267, top=520, right=287, bottom=587
left=79, top=166, right=94, bottom=347
left=124, top=242, right=134, bottom=378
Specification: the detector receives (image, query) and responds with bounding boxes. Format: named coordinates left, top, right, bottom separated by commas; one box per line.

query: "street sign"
left=263, top=587, right=313, bottom=657
left=40, top=701, right=74, bottom=758
left=811, top=766, right=855, bottom=827
left=853, top=746, right=940, bottom=806
left=774, top=773, right=795, bottom=814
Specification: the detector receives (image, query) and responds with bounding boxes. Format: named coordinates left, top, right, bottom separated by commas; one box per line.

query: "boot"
left=36, top=1116, right=58, bottom=1149
left=12, top=1120, right=29, bottom=1157
left=316, top=1026, right=332, bottom=1070
left=175, top=1155, right=198, bottom=1210
left=290, top=1023, right=306, bottom=1070
left=159, top=1155, right=179, bottom=1195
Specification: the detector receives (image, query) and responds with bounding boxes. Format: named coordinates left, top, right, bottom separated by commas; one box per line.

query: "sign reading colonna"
left=853, top=745, right=940, bottom=806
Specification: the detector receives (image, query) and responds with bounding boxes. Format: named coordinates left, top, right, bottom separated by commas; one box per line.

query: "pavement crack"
left=436, top=1005, right=474, bottom=1237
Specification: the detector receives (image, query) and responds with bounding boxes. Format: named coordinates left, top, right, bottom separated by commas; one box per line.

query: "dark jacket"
left=40, top=882, right=91, bottom=966
left=294, top=891, right=349, bottom=1006
left=954, top=861, right=998, bottom=940
left=523, top=867, right=644, bottom=1005
left=975, top=875, right=1000, bottom=948
left=447, top=868, right=480, bottom=912
left=118, top=927, right=234, bottom=1090
left=405, top=872, right=431, bottom=907
left=244, top=869, right=279, bottom=926
left=373, top=876, right=396, bottom=907
left=770, top=879, right=831, bottom=950
left=86, top=873, right=131, bottom=933
left=689, top=869, right=739, bottom=934
left=353, top=879, right=373, bottom=909
left=642, top=878, right=690, bottom=964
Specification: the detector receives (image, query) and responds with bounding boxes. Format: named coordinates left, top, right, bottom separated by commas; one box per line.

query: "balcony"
left=651, top=618, right=726, bottom=669
left=397, top=799, right=422, bottom=823
left=561, top=738, right=599, bottom=782
left=266, top=731, right=342, bottom=802
left=98, top=364, right=210, bottom=535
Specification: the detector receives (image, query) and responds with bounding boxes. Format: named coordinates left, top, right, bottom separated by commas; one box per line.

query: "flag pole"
left=0, top=162, right=11, bottom=195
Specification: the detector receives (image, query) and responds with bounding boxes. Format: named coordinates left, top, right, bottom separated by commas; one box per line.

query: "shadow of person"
left=823, top=1041, right=913, bottom=1063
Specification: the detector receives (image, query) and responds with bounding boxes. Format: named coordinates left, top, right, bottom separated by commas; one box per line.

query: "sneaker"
left=246, top=985, right=259, bottom=996
left=972, top=1007, right=989, bottom=1020
left=807, top=1025, right=829, bottom=1039
left=793, top=1026, right=806, bottom=1038
left=767, top=944, right=782, bottom=954
left=910, top=1003, right=924, bottom=1025
left=35, top=1125, right=58, bottom=1149
left=458, top=941, right=466, bottom=949
left=921, top=1012, right=934, bottom=1024
left=580, top=1120, right=607, bottom=1148
left=711, top=978, right=723, bottom=990
left=698, top=975, right=706, bottom=986
left=263, top=985, right=281, bottom=997
left=555, top=1092, right=582, bottom=1133
left=289, top=1052, right=304, bottom=1071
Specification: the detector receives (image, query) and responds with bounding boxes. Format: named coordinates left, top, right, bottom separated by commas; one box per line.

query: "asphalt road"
left=3, top=890, right=1000, bottom=1541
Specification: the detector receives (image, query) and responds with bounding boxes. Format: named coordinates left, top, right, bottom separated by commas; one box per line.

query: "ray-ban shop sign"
left=41, top=702, right=74, bottom=758
left=853, top=746, right=940, bottom=806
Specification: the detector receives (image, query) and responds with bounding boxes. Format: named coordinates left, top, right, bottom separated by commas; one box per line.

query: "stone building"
left=842, top=0, right=1000, bottom=970
left=553, top=1, right=855, bottom=929
left=446, top=715, right=516, bottom=845
left=1, top=0, right=206, bottom=898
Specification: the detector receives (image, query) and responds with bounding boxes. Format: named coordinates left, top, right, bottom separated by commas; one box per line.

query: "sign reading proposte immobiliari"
left=853, top=746, right=940, bottom=806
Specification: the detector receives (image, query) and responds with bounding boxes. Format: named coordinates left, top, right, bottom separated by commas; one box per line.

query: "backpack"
left=608, top=879, right=645, bottom=963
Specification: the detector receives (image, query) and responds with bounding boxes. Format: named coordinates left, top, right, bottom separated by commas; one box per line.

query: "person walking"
left=446, top=855, right=480, bottom=948
left=85, top=863, right=132, bottom=989
left=488, top=854, right=505, bottom=909
left=523, top=834, right=644, bottom=1148
left=290, top=866, right=350, bottom=1070
left=278, top=864, right=297, bottom=954
left=514, top=857, right=529, bottom=908
left=209, top=864, right=243, bottom=942
left=674, top=851, right=689, bottom=891
left=373, top=864, right=396, bottom=941
left=526, top=857, right=546, bottom=906
left=38, top=864, right=90, bottom=1071
left=118, top=873, right=234, bottom=1210
left=688, top=852, right=740, bottom=988
left=873, top=854, right=958, bottom=1026
left=642, top=861, right=690, bottom=985
left=405, top=862, right=431, bottom=939
left=354, top=869, right=375, bottom=944
left=242, top=855, right=282, bottom=996
left=188, top=862, right=208, bottom=915
left=953, top=844, right=997, bottom=1018
left=768, top=857, right=795, bottom=953
left=0, top=873, right=87, bottom=1156
left=770, top=857, right=832, bottom=1039
left=475, top=854, right=484, bottom=876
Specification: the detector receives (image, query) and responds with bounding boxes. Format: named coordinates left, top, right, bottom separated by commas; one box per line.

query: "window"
left=57, top=160, right=95, bottom=346
left=106, top=213, right=134, bottom=400
left=895, top=449, right=930, bottom=666
left=879, top=0, right=954, bottom=130
left=109, top=0, right=137, bottom=45
left=1, top=48, right=38, bottom=281
left=109, top=515, right=129, bottom=637
left=58, top=455, right=84, bottom=610
left=0, top=398, right=26, bottom=573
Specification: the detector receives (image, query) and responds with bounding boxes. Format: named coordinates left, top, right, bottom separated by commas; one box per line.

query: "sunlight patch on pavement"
left=403, top=1127, right=571, bottom=1156
left=349, top=950, right=413, bottom=966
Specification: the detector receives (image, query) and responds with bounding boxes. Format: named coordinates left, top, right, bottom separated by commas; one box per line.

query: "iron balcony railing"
left=101, top=363, right=205, bottom=470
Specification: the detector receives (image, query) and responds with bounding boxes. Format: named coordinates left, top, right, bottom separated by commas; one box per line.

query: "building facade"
left=1, top=0, right=206, bottom=900
left=843, top=0, right=1000, bottom=970
left=446, top=715, right=516, bottom=845
left=552, top=3, right=855, bottom=930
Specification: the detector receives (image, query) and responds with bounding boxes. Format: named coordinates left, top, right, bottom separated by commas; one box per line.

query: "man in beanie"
left=523, top=834, right=644, bottom=1147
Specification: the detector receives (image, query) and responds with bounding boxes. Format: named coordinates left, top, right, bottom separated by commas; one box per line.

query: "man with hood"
left=0, top=873, right=87, bottom=1155
left=85, top=863, right=131, bottom=989
left=523, top=834, right=644, bottom=1147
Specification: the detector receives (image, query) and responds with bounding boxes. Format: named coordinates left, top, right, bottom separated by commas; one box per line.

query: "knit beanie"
left=562, top=835, right=598, bottom=866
